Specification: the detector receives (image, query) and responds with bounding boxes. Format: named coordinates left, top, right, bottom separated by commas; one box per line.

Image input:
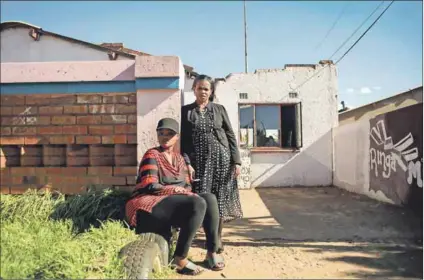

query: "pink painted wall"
left=1, top=60, right=135, bottom=83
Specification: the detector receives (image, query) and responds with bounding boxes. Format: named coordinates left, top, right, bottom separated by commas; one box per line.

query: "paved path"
left=176, top=187, right=422, bottom=279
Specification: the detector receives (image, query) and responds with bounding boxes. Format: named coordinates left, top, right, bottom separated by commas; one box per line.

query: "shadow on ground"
left=194, top=187, right=423, bottom=278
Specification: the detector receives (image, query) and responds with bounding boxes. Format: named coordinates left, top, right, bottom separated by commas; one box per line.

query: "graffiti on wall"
left=237, top=148, right=251, bottom=189
left=369, top=103, right=422, bottom=210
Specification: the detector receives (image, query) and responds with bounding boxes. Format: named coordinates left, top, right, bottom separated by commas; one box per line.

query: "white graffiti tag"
left=370, top=120, right=422, bottom=188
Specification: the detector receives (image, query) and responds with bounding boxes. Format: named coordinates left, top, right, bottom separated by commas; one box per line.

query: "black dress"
left=191, top=107, right=243, bottom=222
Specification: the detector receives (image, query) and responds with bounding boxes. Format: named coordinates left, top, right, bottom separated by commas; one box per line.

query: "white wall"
left=333, top=120, right=394, bottom=203
left=1, top=28, right=131, bottom=62
left=215, top=65, right=339, bottom=187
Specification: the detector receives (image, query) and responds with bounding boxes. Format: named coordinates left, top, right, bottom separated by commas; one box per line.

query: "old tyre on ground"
left=119, top=233, right=169, bottom=279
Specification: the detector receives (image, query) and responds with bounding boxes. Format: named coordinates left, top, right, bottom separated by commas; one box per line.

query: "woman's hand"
left=233, top=164, right=241, bottom=178
left=174, top=187, right=187, bottom=194
left=187, top=164, right=195, bottom=182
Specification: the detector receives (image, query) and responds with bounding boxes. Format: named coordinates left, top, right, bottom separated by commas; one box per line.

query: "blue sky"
left=1, top=1, right=422, bottom=108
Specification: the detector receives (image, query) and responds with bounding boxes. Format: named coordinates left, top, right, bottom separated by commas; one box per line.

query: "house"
left=0, top=21, right=198, bottom=87
left=212, top=61, right=339, bottom=189
left=338, top=86, right=423, bottom=126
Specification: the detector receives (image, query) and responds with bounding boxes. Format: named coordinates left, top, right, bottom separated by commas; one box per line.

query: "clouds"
left=360, top=87, right=372, bottom=94
left=344, top=86, right=382, bottom=95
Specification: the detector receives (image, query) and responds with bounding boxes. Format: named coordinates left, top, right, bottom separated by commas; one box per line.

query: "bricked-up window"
left=239, top=103, right=302, bottom=149
left=0, top=144, right=137, bottom=167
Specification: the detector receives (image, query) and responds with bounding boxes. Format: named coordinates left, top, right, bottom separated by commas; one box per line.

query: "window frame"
left=238, top=103, right=302, bottom=152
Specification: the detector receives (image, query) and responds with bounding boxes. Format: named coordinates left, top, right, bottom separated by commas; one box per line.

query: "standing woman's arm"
left=180, top=106, right=192, bottom=165
left=221, top=105, right=241, bottom=165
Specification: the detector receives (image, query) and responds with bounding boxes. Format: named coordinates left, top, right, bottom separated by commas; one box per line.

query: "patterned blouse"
left=125, top=147, right=195, bottom=227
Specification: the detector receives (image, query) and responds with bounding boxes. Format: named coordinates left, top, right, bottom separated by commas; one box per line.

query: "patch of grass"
left=0, top=189, right=174, bottom=279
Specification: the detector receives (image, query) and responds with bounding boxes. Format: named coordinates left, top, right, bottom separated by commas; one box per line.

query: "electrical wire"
left=286, top=0, right=395, bottom=96
left=315, top=2, right=351, bottom=51
left=329, top=1, right=386, bottom=60
left=335, top=0, right=395, bottom=64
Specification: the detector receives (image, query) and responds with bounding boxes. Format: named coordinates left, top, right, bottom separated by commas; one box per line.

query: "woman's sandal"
left=173, top=260, right=204, bottom=276
left=204, top=254, right=225, bottom=271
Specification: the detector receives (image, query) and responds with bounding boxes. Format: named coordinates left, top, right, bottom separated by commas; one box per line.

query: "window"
left=239, top=103, right=302, bottom=150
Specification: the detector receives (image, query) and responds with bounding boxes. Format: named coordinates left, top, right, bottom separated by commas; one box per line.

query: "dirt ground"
left=176, top=187, right=423, bottom=279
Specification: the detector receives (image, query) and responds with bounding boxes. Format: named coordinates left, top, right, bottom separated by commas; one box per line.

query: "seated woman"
left=125, top=118, right=224, bottom=275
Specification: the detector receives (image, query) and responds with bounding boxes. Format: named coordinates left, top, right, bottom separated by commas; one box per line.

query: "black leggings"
left=135, top=193, right=220, bottom=258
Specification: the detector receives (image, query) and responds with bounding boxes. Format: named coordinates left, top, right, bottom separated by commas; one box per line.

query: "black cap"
left=156, top=118, right=180, bottom=134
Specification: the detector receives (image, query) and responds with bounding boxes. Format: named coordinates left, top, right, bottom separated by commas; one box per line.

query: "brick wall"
left=0, top=92, right=138, bottom=194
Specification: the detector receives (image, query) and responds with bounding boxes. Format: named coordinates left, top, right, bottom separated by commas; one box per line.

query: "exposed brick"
left=1, top=127, right=11, bottom=136
left=39, top=106, right=63, bottom=115
left=101, top=115, right=127, bottom=124
left=97, top=176, right=127, bottom=186
left=24, top=136, right=49, bottom=145
left=115, top=144, right=137, bottom=156
left=2, top=95, right=25, bottom=106
left=1, top=185, right=10, bottom=194
left=1, top=117, right=14, bottom=126
left=88, top=167, right=113, bottom=175
left=127, top=135, right=137, bottom=144
left=31, top=116, right=51, bottom=126
left=62, top=125, right=88, bottom=135
left=0, top=155, right=20, bottom=167
left=77, top=176, right=99, bottom=186
left=49, top=136, right=75, bottom=144
left=43, top=145, right=66, bottom=157
left=67, top=156, right=89, bottom=166
left=0, top=107, right=13, bottom=116
left=88, top=104, right=116, bottom=114
left=76, top=136, right=101, bottom=144
left=113, top=166, right=137, bottom=176
left=102, top=135, right=127, bottom=144
left=26, top=95, right=50, bottom=105
left=89, top=156, right=114, bottom=166
left=115, top=156, right=137, bottom=166
left=66, top=145, right=89, bottom=157
left=116, top=104, right=137, bottom=114
left=43, top=156, right=66, bottom=166
left=115, top=124, right=137, bottom=134
left=12, top=126, right=37, bottom=135
left=60, top=185, right=86, bottom=195
left=43, top=167, right=87, bottom=176
left=50, top=94, right=76, bottom=105
left=103, top=95, right=129, bottom=104
left=37, top=126, right=63, bottom=135
left=128, top=94, right=137, bottom=103
left=60, top=167, right=88, bottom=176
left=77, top=115, right=102, bottom=125
left=1, top=146, right=21, bottom=157
left=126, top=176, right=136, bottom=185
left=127, top=115, right=137, bottom=124
left=51, top=116, right=76, bottom=125
left=21, top=156, right=43, bottom=166
left=12, top=106, right=38, bottom=115
left=10, top=185, right=35, bottom=194
left=77, top=95, right=102, bottom=104
left=0, top=137, right=25, bottom=145
left=64, top=105, right=88, bottom=115
left=89, top=125, right=114, bottom=135
left=22, top=146, right=43, bottom=156
left=10, top=167, right=36, bottom=175
left=90, top=145, right=115, bottom=156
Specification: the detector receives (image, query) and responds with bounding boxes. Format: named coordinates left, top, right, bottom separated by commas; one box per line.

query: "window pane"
left=255, top=105, right=280, bottom=147
left=281, top=105, right=296, bottom=148
left=239, top=105, right=254, bottom=147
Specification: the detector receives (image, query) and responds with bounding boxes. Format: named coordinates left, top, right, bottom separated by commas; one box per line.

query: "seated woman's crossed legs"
left=135, top=193, right=224, bottom=274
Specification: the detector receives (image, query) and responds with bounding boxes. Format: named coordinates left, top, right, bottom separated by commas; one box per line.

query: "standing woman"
left=181, top=74, right=243, bottom=253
